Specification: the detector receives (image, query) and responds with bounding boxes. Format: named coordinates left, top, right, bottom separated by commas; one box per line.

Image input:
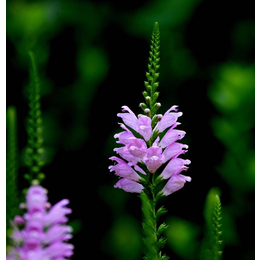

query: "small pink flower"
left=117, top=106, right=138, bottom=130
left=137, top=115, right=152, bottom=141
left=124, top=137, right=147, bottom=159
left=161, top=158, right=191, bottom=179
left=155, top=106, right=183, bottom=133
left=44, top=199, right=72, bottom=226
left=163, top=142, right=189, bottom=163
left=114, top=178, right=144, bottom=193
left=159, top=124, right=186, bottom=148
left=143, top=146, right=165, bottom=173
left=114, top=123, right=135, bottom=145
left=109, top=156, right=141, bottom=181
left=114, top=146, right=141, bottom=164
left=162, top=174, right=191, bottom=196
left=117, top=106, right=152, bottom=141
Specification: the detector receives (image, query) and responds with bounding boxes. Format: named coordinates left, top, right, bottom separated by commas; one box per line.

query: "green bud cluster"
left=201, top=189, right=223, bottom=260
left=141, top=22, right=161, bottom=119
left=25, top=52, right=45, bottom=184
left=212, top=195, right=223, bottom=260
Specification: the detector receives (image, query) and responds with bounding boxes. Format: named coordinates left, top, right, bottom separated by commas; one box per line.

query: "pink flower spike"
left=163, top=142, right=189, bottom=163
left=162, top=174, right=191, bottom=196
left=117, top=106, right=139, bottom=130
left=114, top=178, right=144, bottom=193
left=109, top=156, right=141, bottom=181
left=155, top=105, right=183, bottom=133
left=161, top=158, right=191, bottom=179
left=143, top=146, right=165, bottom=173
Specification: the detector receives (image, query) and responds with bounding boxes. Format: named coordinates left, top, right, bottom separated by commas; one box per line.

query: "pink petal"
left=160, top=127, right=186, bottom=148
left=114, top=147, right=141, bottom=164
left=43, top=225, right=73, bottom=244
left=44, top=199, right=72, bottom=226
left=114, top=178, right=144, bottom=193
left=161, top=158, right=191, bottom=179
left=155, top=105, right=183, bottom=133
left=162, top=174, right=191, bottom=196
left=109, top=156, right=141, bottom=181
left=124, top=137, right=147, bottom=159
left=163, top=142, right=188, bottom=163
left=114, top=124, right=135, bottom=145
left=137, top=115, right=152, bottom=141
left=117, top=106, right=138, bottom=130
left=143, top=146, right=164, bottom=173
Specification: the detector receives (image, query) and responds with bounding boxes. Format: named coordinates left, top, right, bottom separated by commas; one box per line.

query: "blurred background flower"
left=7, top=0, right=254, bottom=259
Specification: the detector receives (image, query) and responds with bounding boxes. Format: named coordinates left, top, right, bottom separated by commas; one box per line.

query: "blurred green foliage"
left=7, top=0, right=254, bottom=259
left=6, top=106, right=20, bottom=244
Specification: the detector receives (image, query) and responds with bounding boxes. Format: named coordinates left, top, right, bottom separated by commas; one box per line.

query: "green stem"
left=140, top=171, right=168, bottom=260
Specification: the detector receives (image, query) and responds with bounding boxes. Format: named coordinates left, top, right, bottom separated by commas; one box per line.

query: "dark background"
left=7, top=0, right=255, bottom=259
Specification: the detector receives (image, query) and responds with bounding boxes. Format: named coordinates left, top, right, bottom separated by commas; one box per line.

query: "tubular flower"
left=109, top=105, right=191, bottom=196
left=6, top=185, right=74, bottom=260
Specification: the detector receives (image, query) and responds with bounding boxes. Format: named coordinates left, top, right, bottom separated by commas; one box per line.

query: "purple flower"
left=114, top=178, right=144, bottom=193
left=143, top=146, right=165, bottom=173
left=7, top=185, right=74, bottom=260
left=124, top=137, right=147, bottom=159
left=109, top=156, right=141, bottom=181
left=117, top=106, right=152, bottom=141
left=162, top=174, right=192, bottom=196
left=161, top=158, right=191, bottom=180
left=154, top=106, right=183, bottom=133
left=110, top=105, right=191, bottom=195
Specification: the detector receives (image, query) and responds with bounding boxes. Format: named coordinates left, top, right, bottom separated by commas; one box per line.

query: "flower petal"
left=163, top=142, right=188, bottom=163
left=143, top=146, right=165, bottom=173
left=117, top=106, right=138, bottom=130
left=137, top=115, right=152, bottom=141
left=155, top=105, right=182, bottom=133
left=160, top=126, right=186, bottom=148
left=162, top=174, right=191, bottom=196
left=109, top=156, right=141, bottom=181
left=114, top=178, right=144, bottom=193
left=161, top=158, right=191, bottom=179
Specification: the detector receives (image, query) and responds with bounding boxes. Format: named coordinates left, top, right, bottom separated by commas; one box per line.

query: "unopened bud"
left=14, top=216, right=25, bottom=225
left=156, top=114, right=163, bottom=120
left=19, top=203, right=27, bottom=210
left=144, top=108, right=150, bottom=114
left=32, top=179, right=39, bottom=185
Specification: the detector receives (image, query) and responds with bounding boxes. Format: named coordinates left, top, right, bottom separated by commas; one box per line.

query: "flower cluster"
left=109, top=105, right=191, bottom=196
left=7, top=184, right=74, bottom=260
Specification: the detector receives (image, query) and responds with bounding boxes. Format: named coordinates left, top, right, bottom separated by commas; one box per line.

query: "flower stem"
left=140, top=170, right=168, bottom=260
